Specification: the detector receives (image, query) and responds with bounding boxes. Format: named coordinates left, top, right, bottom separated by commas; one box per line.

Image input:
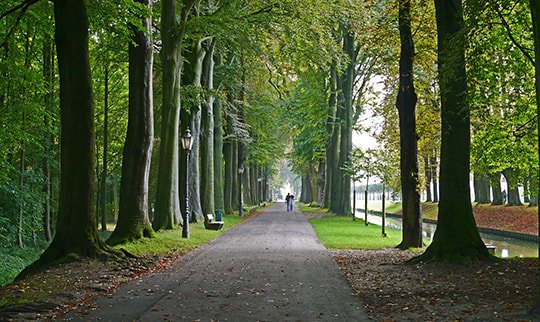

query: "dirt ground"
left=332, top=248, right=539, bottom=321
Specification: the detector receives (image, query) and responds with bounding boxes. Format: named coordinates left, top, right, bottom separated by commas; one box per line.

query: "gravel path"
left=63, top=203, right=368, bottom=321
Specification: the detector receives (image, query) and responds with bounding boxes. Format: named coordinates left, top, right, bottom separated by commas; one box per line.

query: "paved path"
left=63, top=203, right=369, bottom=321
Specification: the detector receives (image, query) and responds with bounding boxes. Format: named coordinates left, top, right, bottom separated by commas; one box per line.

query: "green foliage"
left=286, top=71, right=328, bottom=176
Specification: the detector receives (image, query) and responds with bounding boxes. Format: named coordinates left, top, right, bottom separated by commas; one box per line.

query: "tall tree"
left=213, top=54, right=225, bottom=213
left=417, top=0, right=488, bottom=261
left=396, top=0, right=422, bottom=249
left=20, top=0, right=116, bottom=277
left=107, top=0, right=155, bottom=245
left=153, top=0, right=198, bottom=231
left=200, top=38, right=216, bottom=216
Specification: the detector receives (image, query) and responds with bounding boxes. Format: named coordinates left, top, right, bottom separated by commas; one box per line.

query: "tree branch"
left=491, top=0, right=535, bottom=66
left=1, top=0, right=40, bottom=50
left=0, top=0, right=38, bottom=21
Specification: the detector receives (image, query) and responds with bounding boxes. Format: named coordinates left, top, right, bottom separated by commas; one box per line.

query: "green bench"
left=204, top=213, right=224, bottom=230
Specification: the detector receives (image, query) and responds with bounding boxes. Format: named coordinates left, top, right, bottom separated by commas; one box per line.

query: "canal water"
left=357, top=210, right=538, bottom=258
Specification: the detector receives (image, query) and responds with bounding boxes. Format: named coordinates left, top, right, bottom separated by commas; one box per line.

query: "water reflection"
left=360, top=211, right=538, bottom=258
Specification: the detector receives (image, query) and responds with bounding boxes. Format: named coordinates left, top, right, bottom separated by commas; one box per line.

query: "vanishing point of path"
left=63, top=203, right=369, bottom=321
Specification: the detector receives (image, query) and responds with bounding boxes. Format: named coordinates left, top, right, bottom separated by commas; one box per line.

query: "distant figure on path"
left=285, top=193, right=291, bottom=211
left=287, top=194, right=295, bottom=211
left=502, top=190, right=507, bottom=203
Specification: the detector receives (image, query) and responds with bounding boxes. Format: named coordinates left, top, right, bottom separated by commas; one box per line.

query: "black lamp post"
left=181, top=128, right=193, bottom=238
left=238, top=164, right=244, bottom=217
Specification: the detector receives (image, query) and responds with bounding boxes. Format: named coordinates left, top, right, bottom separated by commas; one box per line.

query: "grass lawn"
left=298, top=203, right=329, bottom=213
left=309, top=215, right=402, bottom=249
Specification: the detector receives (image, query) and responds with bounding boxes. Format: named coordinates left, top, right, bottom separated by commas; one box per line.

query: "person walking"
left=285, top=193, right=291, bottom=211
left=288, top=194, right=295, bottom=211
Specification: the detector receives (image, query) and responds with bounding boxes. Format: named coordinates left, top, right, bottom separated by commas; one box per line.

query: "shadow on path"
left=63, top=203, right=369, bottom=321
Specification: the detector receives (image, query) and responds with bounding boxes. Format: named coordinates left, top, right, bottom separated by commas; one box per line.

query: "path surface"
left=63, top=203, right=369, bottom=321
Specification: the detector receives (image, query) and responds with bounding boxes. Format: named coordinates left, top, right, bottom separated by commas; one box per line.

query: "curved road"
left=63, top=203, right=368, bottom=321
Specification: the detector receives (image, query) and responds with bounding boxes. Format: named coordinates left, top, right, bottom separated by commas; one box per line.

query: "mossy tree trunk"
left=338, top=28, right=354, bottom=216
left=154, top=0, right=198, bottom=230
left=213, top=54, right=225, bottom=213
left=20, top=0, right=117, bottom=278
left=107, top=0, right=155, bottom=245
left=416, top=0, right=488, bottom=261
left=42, top=39, right=54, bottom=242
left=201, top=38, right=216, bottom=217
left=396, top=0, right=422, bottom=249
left=323, top=62, right=338, bottom=209
left=100, top=64, right=109, bottom=232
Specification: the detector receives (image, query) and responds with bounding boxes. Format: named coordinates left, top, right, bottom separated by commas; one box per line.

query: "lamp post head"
left=182, top=128, right=194, bottom=151
left=238, top=164, right=244, bottom=175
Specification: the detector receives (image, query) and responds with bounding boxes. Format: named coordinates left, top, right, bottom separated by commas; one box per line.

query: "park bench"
left=204, top=213, right=224, bottom=230
left=485, top=243, right=496, bottom=255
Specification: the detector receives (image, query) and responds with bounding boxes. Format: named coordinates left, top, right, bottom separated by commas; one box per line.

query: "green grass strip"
left=309, top=215, right=402, bottom=249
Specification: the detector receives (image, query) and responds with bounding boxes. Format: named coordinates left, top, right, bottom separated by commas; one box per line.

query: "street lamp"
left=181, top=128, right=194, bottom=238
left=238, top=164, right=244, bottom=217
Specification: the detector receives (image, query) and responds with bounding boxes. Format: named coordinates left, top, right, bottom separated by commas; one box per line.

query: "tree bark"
left=200, top=38, right=216, bottom=217
left=502, top=168, right=522, bottom=206
left=334, top=27, right=354, bottom=216
left=42, top=39, right=53, bottom=242
left=425, top=157, right=432, bottom=202
left=155, top=0, right=191, bottom=230
left=101, top=64, right=109, bottom=232
left=213, top=54, right=224, bottom=213
left=107, top=0, right=155, bottom=245
left=431, top=155, right=439, bottom=202
left=323, top=62, right=338, bottom=208
left=416, top=0, right=488, bottom=261
left=491, top=172, right=504, bottom=205
left=179, top=39, right=205, bottom=222
left=396, top=0, right=422, bottom=249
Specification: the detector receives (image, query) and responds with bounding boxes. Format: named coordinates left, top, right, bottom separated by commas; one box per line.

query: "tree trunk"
left=323, top=62, right=338, bottom=208
left=431, top=155, right=439, bottom=202
left=200, top=38, right=216, bottom=216
left=491, top=172, right=504, bottom=205
left=180, top=39, right=205, bottom=223
left=416, top=0, right=488, bottom=261
left=42, top=39, right=53, bottom=242
left=223, top=138, right=233, bottom=214
left=213, top=54, right=224, bottom=213
left=154, top=0, right=195, bottom=230
left=502, top=168, right=522, bottom=206
left=524, top=178, right=531, bottom=203
left=101, top=64, right=109, bottom=232
left=478, top=174, right=491, bottom=204
left=425, top=157, right=432, bottom=202
left=107, top=0, right=155, bottom=245
left=334, top=27, right=354, bottom=216
left=18, top=143, right=25, bottom=248
left=20, top=0, right=116, bottom=278
left=396, top=0, right=422, bottom=249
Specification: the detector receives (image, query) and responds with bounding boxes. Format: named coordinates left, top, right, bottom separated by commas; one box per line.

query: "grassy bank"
left=0, top=214, right=245, bottom=287
left=308, top=215, right=401, bottom=249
